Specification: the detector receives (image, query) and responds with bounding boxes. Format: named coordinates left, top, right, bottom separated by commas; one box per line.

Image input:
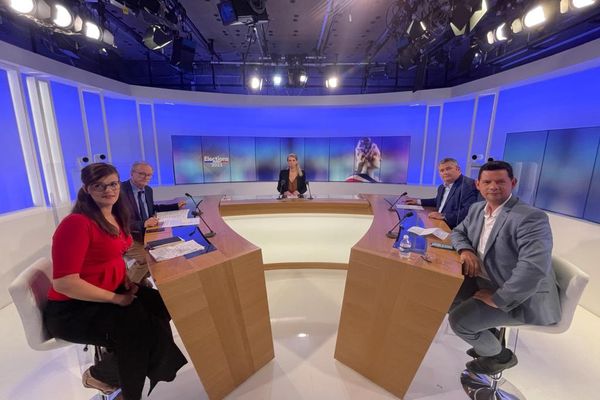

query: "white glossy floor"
left=2, top=268, right=600, bottom=400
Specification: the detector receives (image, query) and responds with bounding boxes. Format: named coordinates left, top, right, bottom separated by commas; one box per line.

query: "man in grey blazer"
left=449, top=161, right=561, bottom=375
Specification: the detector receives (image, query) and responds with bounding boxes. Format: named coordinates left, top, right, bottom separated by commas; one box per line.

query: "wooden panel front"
left=334, top=195, right=463, bottom=398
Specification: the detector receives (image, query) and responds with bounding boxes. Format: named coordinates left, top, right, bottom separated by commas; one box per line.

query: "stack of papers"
left=149, top=240, right=205, bottom=262
left=396, top=204, right=424, bottom=210
left=407, top=226, right=449, bottom=240
left=156, top=209, right=199, bottom=228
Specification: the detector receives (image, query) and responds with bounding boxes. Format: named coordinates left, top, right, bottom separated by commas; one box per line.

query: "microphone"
left=388, top=192, right=408, bottom=211
left=306, top=179, right=314, bottom=200
left=197, top=213, right=216, bottom=238
left=277, top=179, right=287, bottom=200
left=185, top=193, right=203, bottom=217
left=386, top=211, right=414, bottom=239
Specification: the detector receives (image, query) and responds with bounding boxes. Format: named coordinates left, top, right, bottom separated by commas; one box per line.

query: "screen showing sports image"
left=172, top=135, right=411, bottom=185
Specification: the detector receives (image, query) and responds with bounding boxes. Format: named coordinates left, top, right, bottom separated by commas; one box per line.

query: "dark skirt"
left=44, top=285, right=187, bottom=400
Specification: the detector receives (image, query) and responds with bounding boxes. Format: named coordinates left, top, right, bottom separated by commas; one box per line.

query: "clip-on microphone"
left=388, top=191, right=408, bottom=211
left=386, top=211, right=414, bottom=239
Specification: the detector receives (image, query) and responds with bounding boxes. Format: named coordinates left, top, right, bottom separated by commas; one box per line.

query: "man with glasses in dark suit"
left=121, top=161, right=186, bottom=283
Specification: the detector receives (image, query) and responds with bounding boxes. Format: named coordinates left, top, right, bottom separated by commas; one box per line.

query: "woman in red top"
left=44, top=163, right=186, bottom=400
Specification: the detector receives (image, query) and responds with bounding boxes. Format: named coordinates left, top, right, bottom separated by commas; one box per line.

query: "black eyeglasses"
left=90, top=181, right=120, bottom=193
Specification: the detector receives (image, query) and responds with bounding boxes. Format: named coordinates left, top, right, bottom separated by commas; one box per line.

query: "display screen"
left=172, top=135, right=411, bottom=184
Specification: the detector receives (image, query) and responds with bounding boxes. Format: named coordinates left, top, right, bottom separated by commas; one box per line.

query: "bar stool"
left=460, top=255, right=589, bottom=400
left=8, top=257, right=121, bottom=400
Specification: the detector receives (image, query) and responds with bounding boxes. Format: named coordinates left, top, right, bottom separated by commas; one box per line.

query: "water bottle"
left=399, top=234, right=411, bottom=258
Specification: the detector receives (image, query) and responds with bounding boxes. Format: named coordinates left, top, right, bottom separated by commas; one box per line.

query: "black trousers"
left=44, top=286, right=187, bottom=400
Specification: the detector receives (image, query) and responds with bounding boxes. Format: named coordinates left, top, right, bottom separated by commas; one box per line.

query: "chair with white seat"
left=460, top=255, right=590, bottom=400
left=8, top=257, right=120, bottom=400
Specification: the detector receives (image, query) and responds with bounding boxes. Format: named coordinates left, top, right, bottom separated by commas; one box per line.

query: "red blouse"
left=47, top=213, right=132, bottom=301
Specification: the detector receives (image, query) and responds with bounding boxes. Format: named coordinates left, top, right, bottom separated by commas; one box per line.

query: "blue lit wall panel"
left=229, top=137, right=256, bottom=182
left=82, top=92, right=108, bottom=159
left=491, top=65, right=600, bottom=160
left=470, top=95, right=495, bottom=177
left=104, top=97, right=142, bottom=178
left=172, top=135, right=203, bottom=184
left=0, top=69, right=33, bottom=213
left=201, top=137, right=231, bottom=183
left=421, top=106, right=440, bottom=184
left=51, top=81, right=86, bottom=200
left=503, top=131, right=548, bottom=205
left=139, top=104, right=159, bottom=186
left=437, top=99, right=475, bottom=185
left=584, top=144, right=600, bottom=223
left=535, top=128, right=600, bottom=218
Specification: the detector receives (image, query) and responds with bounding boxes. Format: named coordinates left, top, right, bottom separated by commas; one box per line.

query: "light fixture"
left=298, top=72, right=308, bottom=83
left=450, top=3, right=472, bottom=36
left=523, top=5, right=546, bottom=28
left=9, top=0, right=35, bottom=14
left=407, top=19, right=427, bottom=40
left=325, top=76, right=339, bottom=89
left=470, top=0, right=488, bottom=30
left=572, top=0, right=596, bottom=8
left=249, top=75, right=263, bottom=91
left=272, top=74, right=283, bottom=86
left=84, top=21, right=102, bottom=40
left=495, top=23, right=508, bottom=41
left=102, top=30, right=115, bottom=47
left=486, top=31, right=495, bottom=44
left=143, top=25, right=173, bottom=50
left=511, top=18, right=523, bottom=34
left=52, top=4, right=73, bottom=28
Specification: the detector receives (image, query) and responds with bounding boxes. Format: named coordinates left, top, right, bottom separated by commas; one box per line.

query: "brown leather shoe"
left=82, top=368, right=118, bottom=394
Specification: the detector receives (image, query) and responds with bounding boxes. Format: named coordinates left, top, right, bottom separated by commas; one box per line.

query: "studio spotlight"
left=511, top=18, right=523, bottom=34
left=52, top=4, right=73, bottom=28
left=143, top=25, right=173, bottom=50
left=10, top=0, right=34, bottom=14
left=486, top=31, right=495, bottom=44
left=272, top=74, right=283, bottom=86
left=299, top=72, right=308, bottom=83
left=450, top=3, right=472, bottom=36
left=84, top=21, right=102, bottom=40
left=523, top=5, right=546, bottom=28
left=407, top=19, right=427, bottom=40
left=495, top=22, right=508, bottom=41
left=102, top=30, right=115, bottom=47
left=249, top=75, right=263, bottom=91
left=572, top=0, right=596, bottom=8
left=470, top=0, right=488, bottom=30
left=325, top=76, right=339, bottom=89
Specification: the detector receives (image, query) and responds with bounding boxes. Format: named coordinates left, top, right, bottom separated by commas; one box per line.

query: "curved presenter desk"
left=146, top=195, right=463, bottom=400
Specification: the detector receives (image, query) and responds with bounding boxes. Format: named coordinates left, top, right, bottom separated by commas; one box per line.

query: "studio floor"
left=1, top=268, right=599, bottom=400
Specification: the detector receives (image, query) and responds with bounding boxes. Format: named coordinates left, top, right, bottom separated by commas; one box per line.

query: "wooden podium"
left=334, top=195, right=463, bottom=398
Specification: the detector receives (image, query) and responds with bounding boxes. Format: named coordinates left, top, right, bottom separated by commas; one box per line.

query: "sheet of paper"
left=159, top=217, right=200, bottom=228
left=396, top=204, right=424, bottom=210
left=156, top=209, right=189, bottom=219
left=149, top=240, right=205, bottom=262
left=407, top=226, right=449, bottom=240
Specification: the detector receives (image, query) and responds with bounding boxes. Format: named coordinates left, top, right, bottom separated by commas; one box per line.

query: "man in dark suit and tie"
left=406, top=158, right=479, bottom=229
left=121, top=161, right=186, bottom=283
left=449, top=161, right=561, bottom=375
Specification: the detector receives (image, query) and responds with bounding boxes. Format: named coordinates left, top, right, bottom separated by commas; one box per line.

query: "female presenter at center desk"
left=43, top=163, right=187, bottom=400
left=277, top=153, right=308, bottom=198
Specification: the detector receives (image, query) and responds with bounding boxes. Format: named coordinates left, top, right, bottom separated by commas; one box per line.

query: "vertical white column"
left=38, top=80, right=70, bottom=204
left=7, top=69, right=45, bottom=207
